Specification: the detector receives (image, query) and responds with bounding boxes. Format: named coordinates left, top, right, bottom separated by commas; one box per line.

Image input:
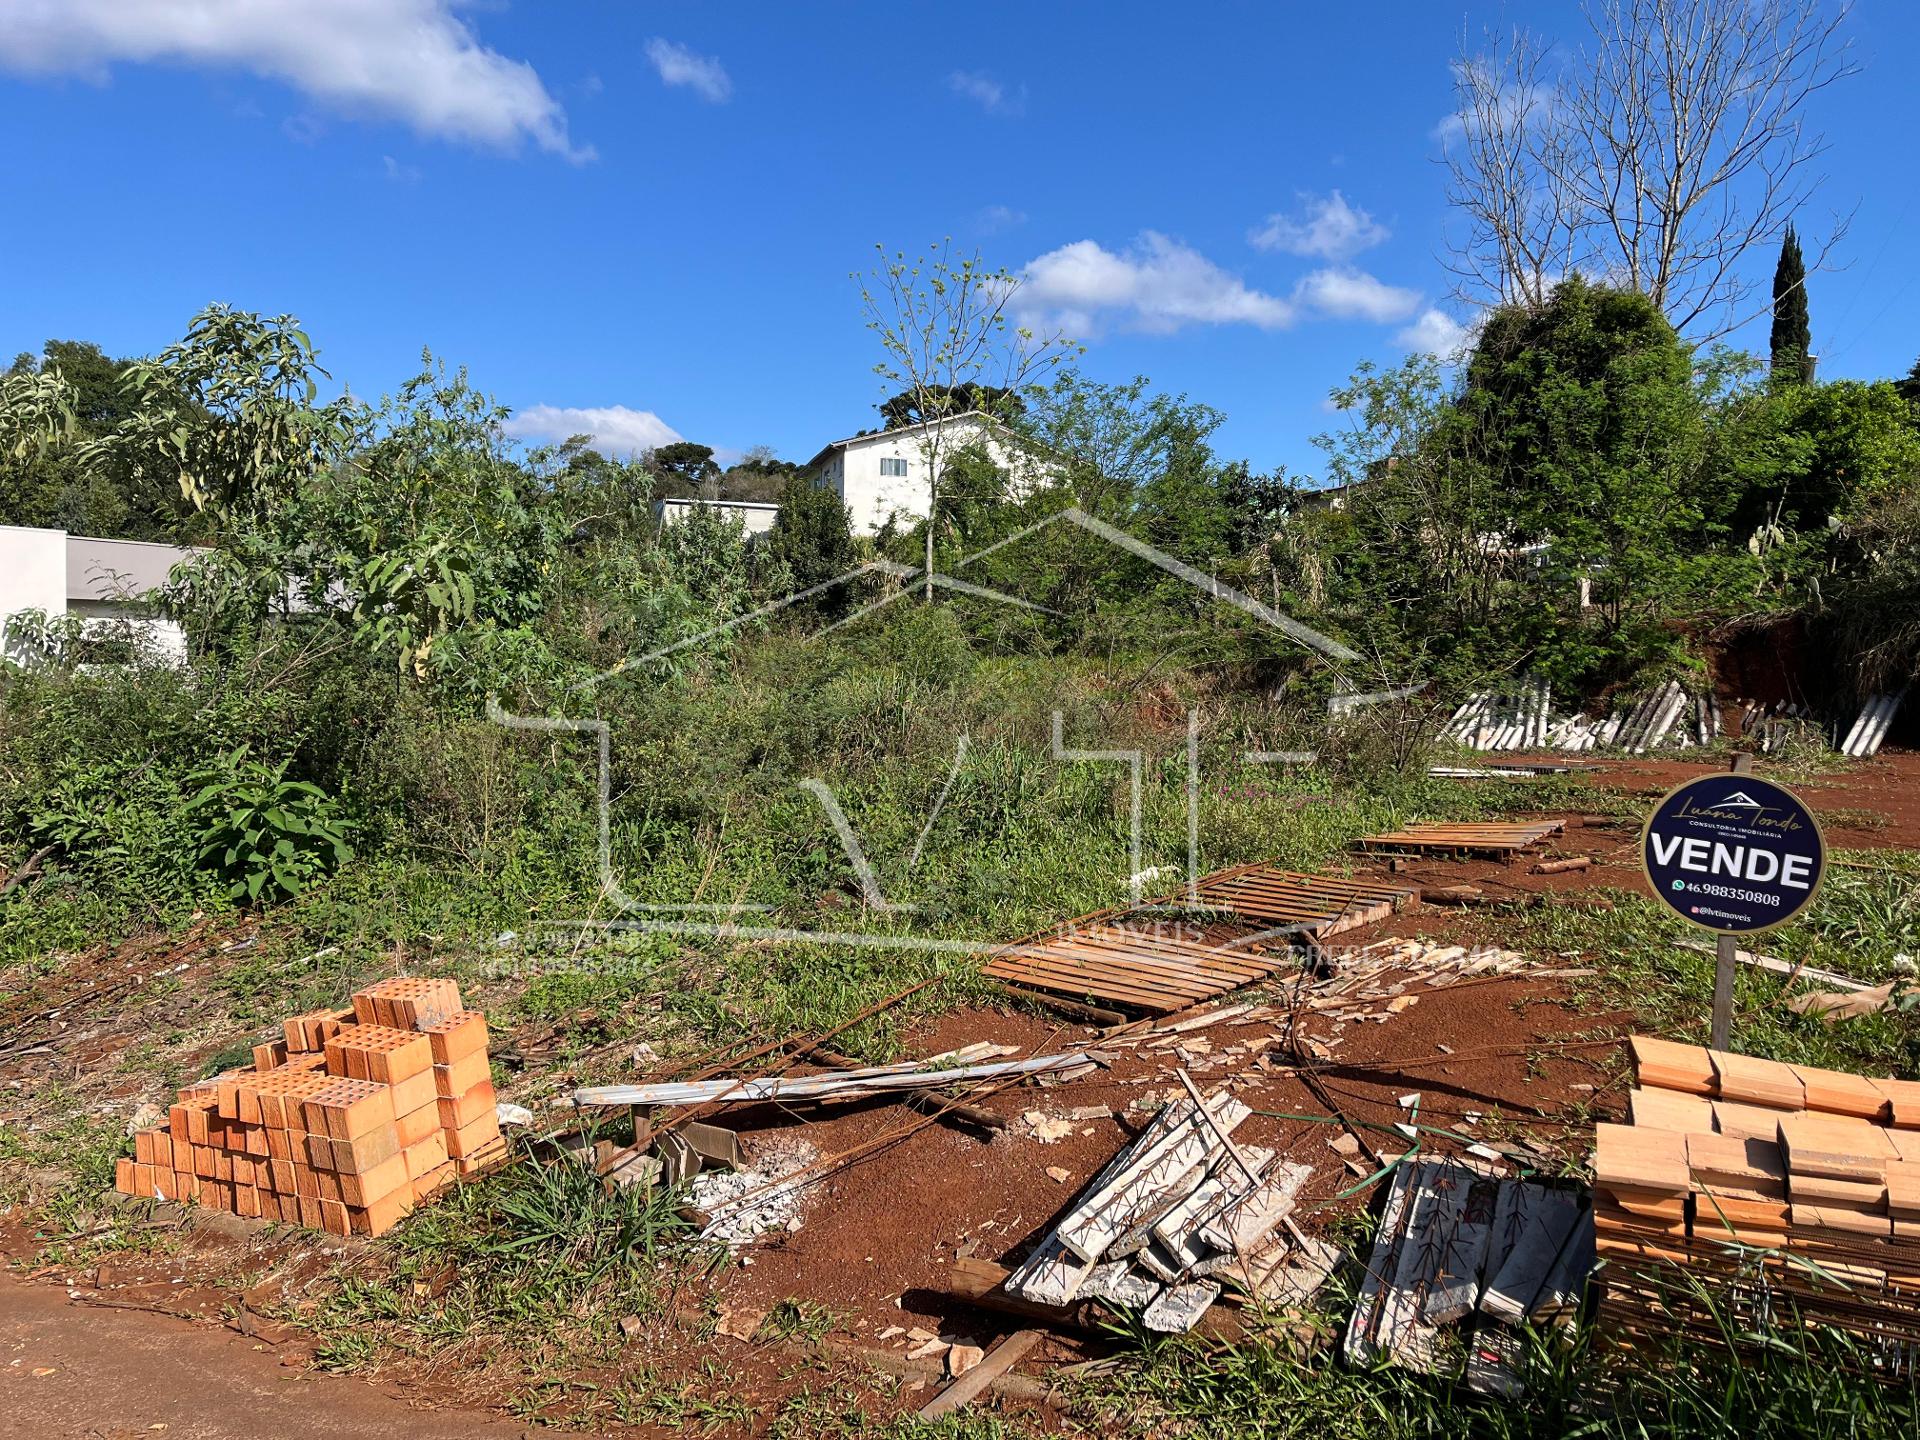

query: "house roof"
left=653, top=497, right=782, bottom=512
left=803, top=410, right=1001, bottom=470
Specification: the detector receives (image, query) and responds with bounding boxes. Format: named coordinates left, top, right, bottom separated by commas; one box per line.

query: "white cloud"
left=0, top=0, right=586, bottom=159
left=1016, top=234, right=1431, bottom=337
left=1395, top=307, right=1471, bottom=358
left=644, top=37, right=731, bottom=103
left=949, top=69, right=1026, bottom=117
left=1016, top=233, right=1298, bottom=335
left=504, top=404, right=683, bottom=457
left=381, top=155, right=421, bottom=185
left=1249, top=190, right=1389, bottom=260
left=1291, top=267, right=1422, bottom=324
left=976, top=203, right=1028, bottom=234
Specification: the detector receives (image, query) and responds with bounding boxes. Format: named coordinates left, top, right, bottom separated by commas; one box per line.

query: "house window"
left=879, top=457, right=909, bottom=477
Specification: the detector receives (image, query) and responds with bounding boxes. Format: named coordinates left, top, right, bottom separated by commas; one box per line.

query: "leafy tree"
left=858, top=240, right=1080, bottom=600
left=646, top=441, right=721, bottom=496
left=93, top=305, right=362, bottom=523
left=1770, top=224, right=1813, bottom=385
left=1720, top=377, right=1920, bottom=547
left=1896, top=357, right=1920, bottom=407
left=1457, top=277, right=1715, bottom=646
left=878, top=384, right=1021, bottom=430
left=718, top=445, right=800, bottom=503
left=762, top=473, right=857, bottom=618
left=1026, top=372, right=1224, bottom=511
left=1, top=342, right=199, bottom=540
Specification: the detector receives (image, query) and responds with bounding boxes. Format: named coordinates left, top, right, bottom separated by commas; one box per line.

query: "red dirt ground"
left=0, top=1272, right=535, bottom=1440
left=1, top=747, right=1910, bottom=1432
left=1528, top=748, right=1920, bottom=849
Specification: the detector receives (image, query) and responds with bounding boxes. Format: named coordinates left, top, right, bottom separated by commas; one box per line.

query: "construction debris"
left=1344, top=1161, right=1592, bottom=1394
left=1597, top=1036, right=1920, bottom=1375
left=116, top=977, right=504, bottom=1237
left=1443, top=680, right=1721, bottom=754
left=691, top=1138, right=820, bottom=1246
left=570, top=1048, right=1083, bottom=1108
left=999, top=1085, right=1325, bottom=1332
left=1840, top=690, right=1906, bottom=758
left=1356, top=820, right=1565, bottom=860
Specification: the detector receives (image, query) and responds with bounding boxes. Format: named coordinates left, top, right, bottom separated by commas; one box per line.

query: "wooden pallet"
left=1355, top=820, right=1565, bottom=859
left=982, top=864, right=1415, bottom=1015
left=1181, top=864, right=1419, bottom=937
left=983, top=920, right=1288, bottom=1014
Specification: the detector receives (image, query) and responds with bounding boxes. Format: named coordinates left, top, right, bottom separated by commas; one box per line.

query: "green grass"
left=305, top=1132, right=690, bottom=1378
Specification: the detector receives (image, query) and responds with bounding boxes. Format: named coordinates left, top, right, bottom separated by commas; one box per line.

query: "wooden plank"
left=917, top=1329, right=1045, bottom=1419
left=987, top=946, right=1226, bottom=994
left=982, top=955, right=1202, bottom=1010
left=997, top=930, right=1280, bottom=982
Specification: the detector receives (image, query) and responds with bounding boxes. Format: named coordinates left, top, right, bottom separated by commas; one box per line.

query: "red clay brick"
left=417, top=1011, right=487, bottom=1067
left=318, top=1198, right=352, bottom=1236
left=333, top=1127, right=400, bottom=1173
left=339, top=1153, right=408, bottom=1208
left=387, top=1067, right=436, bottom=1119
left=405, top=1132, right=450, bottom=1180
left=435, top=1080, right=496, bottom=1131
left=434, top=1052, right=489, bottom=1098
left=412, top=1161, right=456, bottom=1202
left=394, top=1102, right=441, bottom=1149
left=445, top=1115, right=503, bottom=1160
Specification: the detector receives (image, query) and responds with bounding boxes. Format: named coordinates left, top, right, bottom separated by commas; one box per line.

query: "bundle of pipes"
left=1443, top=680, right=1721, bottom=755
left=1840, top=690, right=1907, bottom=759
left=1732, top=697, right=1817, bottom=755
left=1441, top=681, right=1554, bottom=752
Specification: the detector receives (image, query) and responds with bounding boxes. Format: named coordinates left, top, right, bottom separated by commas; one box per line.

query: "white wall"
left=655, top=499, right=781, bottom=538
left=0, top=525, right=69, bottom=659
left=824, top=416, right=1058, bottom=536
left=1, top=524, right=195, bottom=665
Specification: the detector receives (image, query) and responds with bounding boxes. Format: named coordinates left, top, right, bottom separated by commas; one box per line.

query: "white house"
left=805, top=412, right=1059, bottom=536
left=651, top=497, right=782, bottom=538
left=0, top=525, right=203, bottom=664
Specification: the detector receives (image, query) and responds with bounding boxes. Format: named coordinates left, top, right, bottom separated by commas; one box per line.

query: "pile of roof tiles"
left=116, top=977, right=505, bottom=1237
left=1594, top=1035, right=1920, bottom=1374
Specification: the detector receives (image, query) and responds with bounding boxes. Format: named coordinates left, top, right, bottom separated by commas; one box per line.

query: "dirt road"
left=0, top=1275, right=530, bottom=1439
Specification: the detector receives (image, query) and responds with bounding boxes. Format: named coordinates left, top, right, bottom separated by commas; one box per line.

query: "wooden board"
left=1355, top=820, right=1565, bottom=858
left=983, top=863, right=1413, bottom=1013
left=1180, top=864, right=1418, bottom=936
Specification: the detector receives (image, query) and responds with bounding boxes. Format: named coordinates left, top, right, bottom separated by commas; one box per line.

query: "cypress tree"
left=1770, top=225, right=1812, bottom=384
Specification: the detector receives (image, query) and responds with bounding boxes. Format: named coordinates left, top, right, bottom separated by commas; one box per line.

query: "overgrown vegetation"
left=3, top=12, right=1919, bottom=1429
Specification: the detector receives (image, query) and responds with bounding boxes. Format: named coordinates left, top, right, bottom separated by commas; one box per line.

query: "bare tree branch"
left=1442, top=0, right=1858, bottom=340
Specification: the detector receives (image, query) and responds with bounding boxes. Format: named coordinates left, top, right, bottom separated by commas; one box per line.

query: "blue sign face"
left=1641, top=773, right=1826, bottom=934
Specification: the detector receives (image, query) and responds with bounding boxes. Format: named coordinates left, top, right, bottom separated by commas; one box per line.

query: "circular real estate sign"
left=1641, top=772, right=1826, bottom=933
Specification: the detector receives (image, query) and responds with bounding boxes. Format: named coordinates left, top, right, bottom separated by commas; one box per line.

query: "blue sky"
left=3, top=1, right=1916, bottom=481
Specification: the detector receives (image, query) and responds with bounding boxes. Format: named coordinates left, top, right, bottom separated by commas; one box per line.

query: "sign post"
left=1708, top=756, right=1751, bottom=1048
left=1641, top=752, right=1826, bottom=1052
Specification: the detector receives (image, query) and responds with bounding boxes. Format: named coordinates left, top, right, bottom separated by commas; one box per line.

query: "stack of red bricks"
left=116, top=977, right=505, bottom=1237
left=1594, top=1035, right=1920, bottom=1372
